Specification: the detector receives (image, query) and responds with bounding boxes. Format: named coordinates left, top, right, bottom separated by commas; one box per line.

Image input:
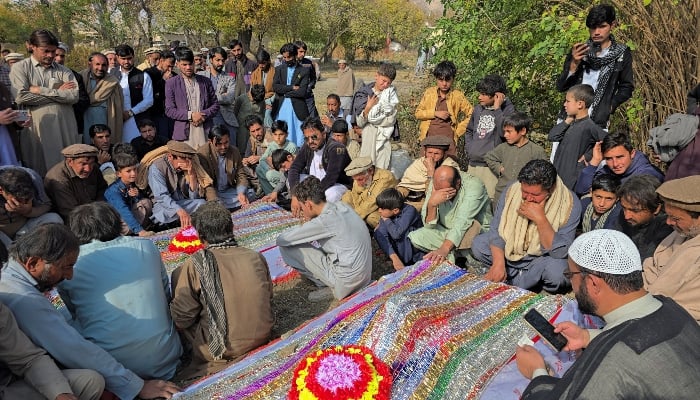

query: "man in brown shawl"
left=80, top=52, right=124, bottom=143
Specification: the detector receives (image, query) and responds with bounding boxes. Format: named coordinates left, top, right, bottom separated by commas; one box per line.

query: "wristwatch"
left=128, top=110, right=134, bottom=118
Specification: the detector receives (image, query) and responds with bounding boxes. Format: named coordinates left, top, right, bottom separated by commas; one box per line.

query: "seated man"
left=330, top=119, right=360, bottom=160
left=197, top=125, right=251, bottom=210
left=0, top=299, right=104, bottom=400
left=408, top=165, right=492, bottom=264
left=0, top=166, right=62, bottom=247
left=131, top=119, right=168, bottom=161
left=516, top=229, right=700, bottom=399
left=611, top=174, right=672, bottom=260
left=277, top=176, right=372, bottom=301
left=170, top=202, right=273, bottom=380
left=0, top=224, right=181, bottom=399
left=341, top=156, right=398, bottom=229
left=288, top=116, right=352, bottom=204
left=643, top=175, right=700, bottom=321
left=44, top=144, right=107, bottom=222
left=59, top=202, right=182, bottom=380
left=141, top=140, right=217, bottom=228
left=87, top=124, right=116, bottom=184
left=574, top=131, right=664, bottom=197
left=397, top=136, right=460, bottom=211
left=472, top=160, right=581, bottom=293
left=241, top=115, right=266, bottom=195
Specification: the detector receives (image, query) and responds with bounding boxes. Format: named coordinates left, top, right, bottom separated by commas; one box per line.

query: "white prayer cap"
left=568, top=229, right=642, bottom=275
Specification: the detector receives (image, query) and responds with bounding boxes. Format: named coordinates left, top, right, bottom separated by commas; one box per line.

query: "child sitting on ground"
left=484, top=112, right=548, bottom=206
left=104, top=144, right=155, bottom=236
left=261, top=149, right=295, bottom=210
left=331, top=119, right=361, bottom=160
left=353, top=63, right=399, bottom=169
left=579, top=173, right=622, bottom=233
left=256, top=120, right=297, bottom=194
left=548, top=83, right=607, bottom=190
left=374, top=188, right=424, bottom=271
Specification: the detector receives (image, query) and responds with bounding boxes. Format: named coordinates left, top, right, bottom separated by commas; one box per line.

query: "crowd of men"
left=0, top=2, right=699, bottom=398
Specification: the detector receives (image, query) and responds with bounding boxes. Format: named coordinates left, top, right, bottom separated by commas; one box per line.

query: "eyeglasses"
left=304, top=135, right=319, bottom=142
left=563, top=270, right=601, bottom=280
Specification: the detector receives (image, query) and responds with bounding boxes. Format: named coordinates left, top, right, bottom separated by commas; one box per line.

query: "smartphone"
left=13, top=109, right=29, bottom=122
left=523, top=308, right=568, bottom=352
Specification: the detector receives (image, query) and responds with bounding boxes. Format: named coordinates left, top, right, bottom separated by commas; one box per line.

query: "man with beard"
left=81, top=52, right=124, bottom=143
left=198, top=47, right=238, bottom=144
left=288, top=117, right=351, bottom=205
left=516, top=229, right=700, bottom=399
left=145, top=51, right=176, bottom=139
left=272, top=43, right=310, bottom=146
left=611, top=175, right=672, bottom=260
left=55, top=43, right=90, bottom=142
left=643, top=175, right=700, bottom=321
left=44, top=144, right=107, bottom=222
left=87, top=124, right=117, bottom=184
left=294, top=40, right=318, bottom=118
left=250, top=49, right=275, bottom=128
left=165, top=47, right=219, bottom=149
left=0, top=224, right=182, bottom=399
left=113, top=44, right=154, bottom=142
left=143, top=140, right=217, bottom=228
left=224, top=40, right=257, bottom=99
left=137, top=48, right=161, bottom=71
left=341, top=157, right=397, bottom=229
left=397, top=136, right=460, bottom=211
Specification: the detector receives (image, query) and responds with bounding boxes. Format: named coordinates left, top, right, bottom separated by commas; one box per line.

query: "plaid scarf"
left=581, top=201, right=614, bottom=233
left=583, top=35, right=627, bottom=120
left=190, top=238, right=238, bottom=360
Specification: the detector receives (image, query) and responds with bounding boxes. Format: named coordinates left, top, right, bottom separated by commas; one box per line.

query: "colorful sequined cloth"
left=178, top=261, right=572, bottom=399
left=148, top=202, right=301, bottom=283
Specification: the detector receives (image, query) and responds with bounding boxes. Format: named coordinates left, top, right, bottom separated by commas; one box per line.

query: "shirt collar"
left=30, top=56, right=57, bottom=70
left=602, top=293, right=662, bottom=331
left=4, top=258, right=40, bottom=291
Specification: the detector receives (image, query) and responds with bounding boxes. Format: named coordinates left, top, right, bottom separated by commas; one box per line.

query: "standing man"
left=272, top=43, right=310, bottom=146
left=224, top=40, right=257, bottom=99
left=250, top=49, right=275, bottom=128
left=80, top=52, right=124, bottom=143
left=277, top=176, right=372, bottom=301
left=556, top=4, right=633, bottom=130
left=137, top=48, right=161, bottom=71
left=516, top=229, right=700, bottom=399
left=113, top=44, right=154, bottom=143
left=337, top=59, right=355, bottom=117
left=165, top=47, right=219, bottom=149
left=54, top=43, right=90, bottom=142
left=198, top=47, right=238, bottom=144
left=145, top=50, right=176, bottom=139
left=10, top=29, right=79, bottom=175
left=294, top=40, right=318, bottom=118
left=102, top=49, right=117, bottom=73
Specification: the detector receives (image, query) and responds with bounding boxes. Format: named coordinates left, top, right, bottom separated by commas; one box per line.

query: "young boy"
left=330, top=119, right=360, bottom=160
left=352, top=63, right=399, bottom=169
left=465, top=74, right=515, bottom=204
left=261, top=149, right=295, bottom=210
left=374, top=188, right=424, bottom=271
left=104, top=144, right=155, bottom=236
left=579, top=173, right=621, bottom=233
left=548, top=84, right=607, bottom=190
left=256, top=120, right=297, bottom=194
left=484, top=112, right=548, bottom=206
left=130, top=119, right=168, bottom=161
left=415, top=60, right=473, bottom=157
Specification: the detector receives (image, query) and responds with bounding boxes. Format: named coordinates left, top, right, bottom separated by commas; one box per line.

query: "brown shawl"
left=79, top=69, right=124, bottom=143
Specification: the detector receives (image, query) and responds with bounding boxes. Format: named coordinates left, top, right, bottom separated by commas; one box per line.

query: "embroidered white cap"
left=568, top=229, right=642, bottom=275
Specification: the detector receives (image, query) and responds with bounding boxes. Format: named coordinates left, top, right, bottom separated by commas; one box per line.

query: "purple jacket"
left=165, top=74, right=220, bottom=141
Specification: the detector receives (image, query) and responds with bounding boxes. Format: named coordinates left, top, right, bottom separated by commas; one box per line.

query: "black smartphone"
left=523, top=308, right=568, bottom=352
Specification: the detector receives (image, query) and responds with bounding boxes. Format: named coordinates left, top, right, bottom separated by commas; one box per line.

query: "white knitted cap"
left=568, top=230, right=641, bottom=275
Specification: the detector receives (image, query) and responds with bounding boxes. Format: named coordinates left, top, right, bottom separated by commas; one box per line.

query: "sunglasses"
left=304, top=135, right=319, bottom=142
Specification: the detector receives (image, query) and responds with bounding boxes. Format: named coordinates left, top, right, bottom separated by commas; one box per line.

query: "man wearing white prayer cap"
left=516, top=229, right=700, bottom=399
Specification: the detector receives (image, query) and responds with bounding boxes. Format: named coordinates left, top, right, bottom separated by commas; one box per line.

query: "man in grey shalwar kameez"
left=277, top=176, right=372, bottom=301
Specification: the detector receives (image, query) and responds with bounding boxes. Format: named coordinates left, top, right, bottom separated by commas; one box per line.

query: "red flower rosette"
left=289, top=345, right=392, bottom=400
left=168, top=226, right=204, bottom=254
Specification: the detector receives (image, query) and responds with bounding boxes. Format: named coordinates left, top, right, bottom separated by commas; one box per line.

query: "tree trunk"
left=238, top=26, right=253, bottom=55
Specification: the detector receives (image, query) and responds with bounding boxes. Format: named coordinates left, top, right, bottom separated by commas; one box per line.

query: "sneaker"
left=308, top=287, right=334, bottom=302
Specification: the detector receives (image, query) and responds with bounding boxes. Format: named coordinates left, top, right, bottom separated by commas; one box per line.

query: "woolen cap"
left=61, top=144, right=99, bottom=159
left=144, top=47, right=160, bottom=55
left=656, top=176, right=700, bottom=212
left=568, top=230, right=642, bottom=275
left=166, top=140, right=196, bottom=158
left=101, top=49, right=116, bottom=55
left=421, top=136, right=452, bottom=149
left=338, top=59, right=347, bottom=64
left=4, top=53, right=23, bottom=62
left=344, top=156, right=373, bottom=176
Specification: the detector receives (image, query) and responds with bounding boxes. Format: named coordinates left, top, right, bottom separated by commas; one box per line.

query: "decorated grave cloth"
left=148, top=201, right=301, bottom=283
left=175, top=260, right=582, bottom=400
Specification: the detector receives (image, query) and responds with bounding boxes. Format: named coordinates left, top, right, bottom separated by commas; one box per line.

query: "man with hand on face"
left=408, top=165, right=491, bottom=264
left=341, top=157, right=398, bottom=229
left=198, top=47, right=238, bottom=143
left=472, top=160, right=581, bottom=293
left=44, top=144, right=107, bottom=222
left=80, top=52, right=124, bottom=144
left=143, top=140, right=217, bottom=228
left=516, top=229, right=700, bottom=399
left=0, top=224, right=182, bottom=399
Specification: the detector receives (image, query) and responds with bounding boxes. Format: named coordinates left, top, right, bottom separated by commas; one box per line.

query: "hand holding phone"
left=523, top=308, right=568, bottom=352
